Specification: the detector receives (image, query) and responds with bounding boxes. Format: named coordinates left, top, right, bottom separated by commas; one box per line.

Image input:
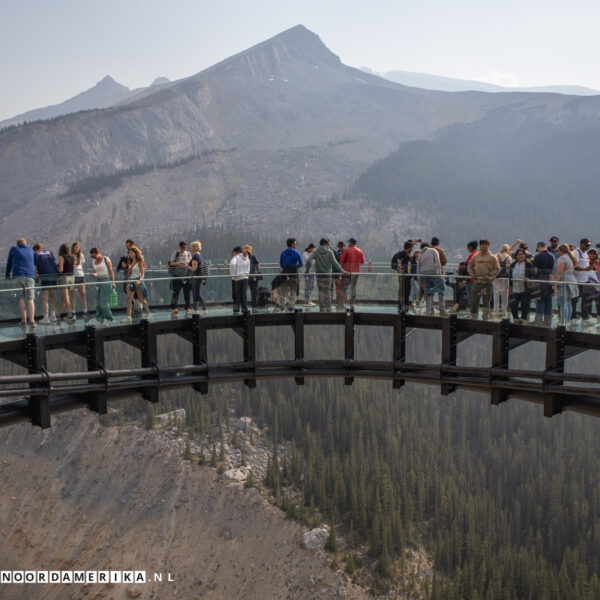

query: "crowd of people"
left=391, top=235, right=600, bottom=327
left=4, top=233, right=600, bottom=331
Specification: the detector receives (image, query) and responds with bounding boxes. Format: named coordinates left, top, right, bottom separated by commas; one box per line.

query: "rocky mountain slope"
left=2, top=25, right=600, bottom=255
left=0, top=76, right=137, bottom=128
left=0, top=410, right=368, bottom=600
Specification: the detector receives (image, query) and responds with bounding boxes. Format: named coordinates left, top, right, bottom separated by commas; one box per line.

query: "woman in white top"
left=90, top=247, right=116, bottom=324
left=70, top=241, right=89, bottom=320
left=121, top=246, right=151, bottom=323
left=493, top=244, right=513, bottom=316
left=552, top=243, right=578, bottom=325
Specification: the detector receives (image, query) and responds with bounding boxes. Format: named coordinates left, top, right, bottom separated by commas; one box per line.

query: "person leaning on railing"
left=340, top=237, right=364, bottom=308
left=56, top=243, right=76, bottom=323
left=33, top=242, right=58, bottom=323
left=4, top=237, right=36, bottom=330
left=89, top=247, right=115, bottom=326
left=304, top=238, right=344, bottom=312
left=552, top=243, right=578, bottom=326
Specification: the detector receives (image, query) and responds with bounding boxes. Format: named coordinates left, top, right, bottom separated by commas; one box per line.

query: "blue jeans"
left=535, top=283, right=553, bottom=317
left=557, top=284, right=572, bottom=324
left=304, top=274, right=315, bottom=303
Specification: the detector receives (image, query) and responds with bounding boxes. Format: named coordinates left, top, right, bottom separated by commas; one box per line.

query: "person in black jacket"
left=509, top=249, right=535, bottom=324
left=391, top=240, right=414, bottom=310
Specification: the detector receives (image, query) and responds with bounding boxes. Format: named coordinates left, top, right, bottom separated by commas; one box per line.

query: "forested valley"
left=55, top=322, right=600, bottom=599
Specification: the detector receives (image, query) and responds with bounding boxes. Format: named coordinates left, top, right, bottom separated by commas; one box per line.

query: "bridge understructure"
left=0, top=311, right=599, bottom=428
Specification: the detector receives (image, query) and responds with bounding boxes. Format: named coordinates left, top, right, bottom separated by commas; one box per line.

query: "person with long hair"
left=56, top=243, right=76, bottom=323
left=493, top=243, right=512, bottom=316
left=90, top=247, right=116, bottom=325
left=120, top=246, right=151, bottom=323
left=70, top=241, right=89, bottom=320
left=509, top=248, right=534, bottom=324
left=188, top=240, right=207, bottom=313
left=553, top=243, right=579, bottom=326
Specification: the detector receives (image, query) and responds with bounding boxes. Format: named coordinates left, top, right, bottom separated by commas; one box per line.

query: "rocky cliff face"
left=0, top=411, right=368, bottom=600
left=2, top=25, right=599, bottom=254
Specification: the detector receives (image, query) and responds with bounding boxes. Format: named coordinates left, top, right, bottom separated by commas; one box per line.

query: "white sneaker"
left=50, top=313, right=57, bottom=322
left=145, top=313, right=153, bottom=320
left=120, top=316, right=132, bottom=324
left=39, top=315, right=51, bottom=324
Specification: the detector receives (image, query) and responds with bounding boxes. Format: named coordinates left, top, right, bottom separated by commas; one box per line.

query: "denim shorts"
left=128, top=280, right=149, bottom=298
left=14, top=276, right=35, bottom=300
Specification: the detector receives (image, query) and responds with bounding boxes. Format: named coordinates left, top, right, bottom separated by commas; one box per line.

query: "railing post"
left=344, top=309, right=354, bottom=386
left=441, top=314, right=457, bottom=395
left=192, top=314, right=208, bottom=394
left=243, top=310, right=256, bottom=389
left=544, top=326, right=566, bottom=417
left=294, top=309, right=304, bottom=386
left=26, top=333, right=50, bottom=428
left=392, top=310, right=406, bottom=389
left=86, top=325, right=107, bottom=414
left=490, top=319, right=510, bottom=405
left=140, top=319, right=159, bottom=403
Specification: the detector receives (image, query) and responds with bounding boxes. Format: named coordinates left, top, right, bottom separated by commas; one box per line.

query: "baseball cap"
left=581, top=238, right=592, bottom=246
left=347, top=237, right=357, bottom=244
left=537, top=241, right=546, bottom=248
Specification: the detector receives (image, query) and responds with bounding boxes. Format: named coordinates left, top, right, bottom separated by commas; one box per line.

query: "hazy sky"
left=2, top=0, right=600, bottom=120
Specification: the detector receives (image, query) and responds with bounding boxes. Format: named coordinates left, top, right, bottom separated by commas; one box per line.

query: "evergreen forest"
left=59, top=322, right=600, bottom=599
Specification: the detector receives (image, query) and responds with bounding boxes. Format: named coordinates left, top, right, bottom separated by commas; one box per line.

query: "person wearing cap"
left=305, top=238, right=345, bottom=312
left=340, top=238, right=365, bottom=308
left=168, top=241, right=192, bottom=316
left=573, top=238, right=594, bottom=322
left=532, top=242, right=555, bottom=326
left=230, top=246, right=250, bottom=312
left=549, top=236, right=560, bottom=259
left=302, top=243, right=316, bottom=307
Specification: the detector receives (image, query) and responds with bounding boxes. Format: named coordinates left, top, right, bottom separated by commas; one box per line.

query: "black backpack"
left=498, top=256, right=510, bottom=278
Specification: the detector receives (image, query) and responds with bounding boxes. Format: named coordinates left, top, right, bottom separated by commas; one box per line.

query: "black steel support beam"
left=344, top=310, right=355, bottom=386
left=544, top=326, right=566, bottom=417
left=294, top=310, right=304, bottom=386
left=441, top=314, right=457, bottom=395
left=26, top=333, right=50, bottom=428
left=86, top=326, right=107, bottom=414
left=392, top=311, right=406, bottom=389
left=491, top=319, right=510, bottom=405
left=140, top=319, right=159, bottom=403
left=192, top=314, right=208, bottom=394
left=243, top=311, right=256, bottom=388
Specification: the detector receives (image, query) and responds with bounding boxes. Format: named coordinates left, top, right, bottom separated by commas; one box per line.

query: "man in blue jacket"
left=279, top=238, right=303, bottom=311
left=5, top=238, right=36, bottom=329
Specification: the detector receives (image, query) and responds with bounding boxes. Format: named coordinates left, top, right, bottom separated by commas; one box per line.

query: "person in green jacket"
left=305, top=238, right=345, bottom=311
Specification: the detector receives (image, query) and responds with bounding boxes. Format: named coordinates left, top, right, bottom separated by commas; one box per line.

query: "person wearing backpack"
left=493, top=244, right=512, bottom=317
left=168, top=241, right=192, bottom=316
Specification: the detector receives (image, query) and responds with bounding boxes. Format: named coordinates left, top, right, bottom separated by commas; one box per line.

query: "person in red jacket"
left=340, top=238, right=365, bottom=308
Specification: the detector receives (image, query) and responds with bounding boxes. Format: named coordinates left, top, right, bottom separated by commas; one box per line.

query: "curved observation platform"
left=1, top=306, right=600, bottom=429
